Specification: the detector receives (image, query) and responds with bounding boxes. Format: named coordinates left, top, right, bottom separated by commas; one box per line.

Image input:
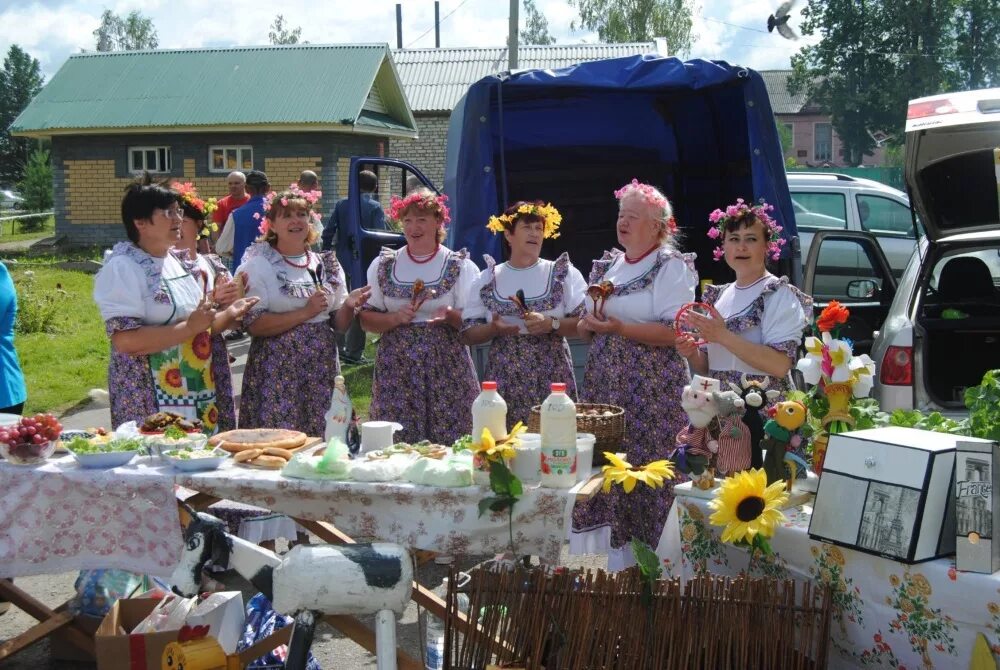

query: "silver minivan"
left=803, top=87, right=1000, bottom=413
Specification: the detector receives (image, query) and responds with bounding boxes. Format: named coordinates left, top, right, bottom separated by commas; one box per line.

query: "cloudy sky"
left=0, top=0, right=815, bottom=81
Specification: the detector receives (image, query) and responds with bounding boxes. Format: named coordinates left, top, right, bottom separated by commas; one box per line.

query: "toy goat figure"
left=674, top=375, right=725, bottom=489
left=728, top=374, right=781, bottom=469
left=711, top=389, right=751, bottom=475
left=170, top=503, right=412, bottom=670
left=761, top=400, right=808, bottom=489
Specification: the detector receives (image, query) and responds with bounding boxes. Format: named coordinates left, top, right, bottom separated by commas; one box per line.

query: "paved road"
left=4, top=337, right=607, bottom=668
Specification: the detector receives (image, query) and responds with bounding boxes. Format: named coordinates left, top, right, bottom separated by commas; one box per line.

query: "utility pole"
left=396, top=4, right=403, bottom=49
left=508, top=0, right=519, bottom=70
left=435, top=1, right=441, bottom=48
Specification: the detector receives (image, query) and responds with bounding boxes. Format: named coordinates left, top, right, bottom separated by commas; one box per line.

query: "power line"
left=405, top=0, right=476, bottom=48
left=700, top=13, right=769, bottom=34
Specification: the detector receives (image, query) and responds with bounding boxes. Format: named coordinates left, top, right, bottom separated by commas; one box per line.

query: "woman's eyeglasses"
left=159, top=207, right=185, bottom=219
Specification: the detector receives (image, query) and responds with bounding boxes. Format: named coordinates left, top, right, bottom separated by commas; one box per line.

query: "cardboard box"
left=96, top=598, right=179, bottom=670
left=809, top=427, right=959, bottom=563
left=956, top=439, right=1000, bottom=573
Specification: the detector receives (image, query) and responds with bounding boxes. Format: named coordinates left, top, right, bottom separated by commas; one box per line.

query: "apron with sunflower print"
left=148, top=274, right=219, bottom=434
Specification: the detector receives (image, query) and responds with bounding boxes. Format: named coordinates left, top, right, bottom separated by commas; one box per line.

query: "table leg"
left=0, top=582, right=95, bottom=660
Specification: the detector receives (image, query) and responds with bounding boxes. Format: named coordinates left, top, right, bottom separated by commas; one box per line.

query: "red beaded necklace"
left=623, top=244, right=659, bottom=264
left=281, top=250, right=311, bottom=269
left=406, top=245, right=440, bottom=264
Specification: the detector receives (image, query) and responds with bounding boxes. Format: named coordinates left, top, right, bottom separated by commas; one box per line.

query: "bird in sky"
left=768, top=0, right=799, bottom=40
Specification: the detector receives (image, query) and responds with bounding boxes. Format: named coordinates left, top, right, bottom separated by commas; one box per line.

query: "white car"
left=0, top=189, right=23, bottom=210
left=803, top=87, right=1000, bottom=414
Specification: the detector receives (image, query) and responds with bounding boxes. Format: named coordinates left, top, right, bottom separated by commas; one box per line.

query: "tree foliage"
left=522, top=0, right=557, bottom=45
left=569, top=0, right=695, bottom=55
left=0, top=45, right=44, bottom=185
left=269, top=15, right=303, bottom=45
left=790, top=0, right=1000, bottom=166
left=93, top=10, right=159, bottom=51
left=18, top=148, right=53, bottom=217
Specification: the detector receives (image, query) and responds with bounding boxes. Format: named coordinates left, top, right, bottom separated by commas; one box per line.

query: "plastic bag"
left=238, top=593, right=321, bottom=670
left=69, top=569, right=145, bottom=618
left=132, top=594, right=196, bottom=633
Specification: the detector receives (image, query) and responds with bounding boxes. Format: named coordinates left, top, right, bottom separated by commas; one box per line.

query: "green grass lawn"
left=0, top=215, right=55, bottom=244
left=10, top=263, right=108, bottom=415
left=343, top=340, right=378, bottom=419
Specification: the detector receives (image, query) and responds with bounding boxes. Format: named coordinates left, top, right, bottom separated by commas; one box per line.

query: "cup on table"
left=510, top=432, right=541, bottom=485
left=360, top=421, right=403, bottom=454
left=576, top=433, right=596, bottom=483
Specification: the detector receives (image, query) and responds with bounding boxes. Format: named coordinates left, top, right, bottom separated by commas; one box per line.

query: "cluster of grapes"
left=0, top=414, right=63, bottom=460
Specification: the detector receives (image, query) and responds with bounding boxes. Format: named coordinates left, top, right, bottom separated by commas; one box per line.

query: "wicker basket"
left=527, top=402, right=625, bottom=467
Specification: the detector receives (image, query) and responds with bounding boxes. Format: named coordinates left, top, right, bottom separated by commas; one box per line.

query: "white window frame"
left=208, top=145, right=254, bottom=174
left=128, top=146, right=172, bottom=173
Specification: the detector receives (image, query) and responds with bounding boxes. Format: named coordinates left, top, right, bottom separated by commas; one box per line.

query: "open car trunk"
left=916, top=245, right=1000, bottom=408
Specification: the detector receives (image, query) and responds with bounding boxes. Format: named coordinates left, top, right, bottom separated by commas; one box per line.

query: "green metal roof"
left=10, top=44, right=417, bottom=138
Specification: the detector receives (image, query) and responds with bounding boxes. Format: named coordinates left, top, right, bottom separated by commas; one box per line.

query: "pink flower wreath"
left=706, top=198, right=785, bottom=262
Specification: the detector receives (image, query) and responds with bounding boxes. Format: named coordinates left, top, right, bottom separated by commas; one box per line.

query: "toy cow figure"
left=170, top=503, right=412, bottom=670
left=761, top=400, right=808, bottom=489
left=674, top=375, right=724, bottom=489
left=711, top=389, right=751, bottom=475
left=728, top=374, right=781, bottom=469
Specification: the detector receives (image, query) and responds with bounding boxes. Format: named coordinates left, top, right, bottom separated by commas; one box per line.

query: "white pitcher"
left=360, top=421, right=403, bottom=454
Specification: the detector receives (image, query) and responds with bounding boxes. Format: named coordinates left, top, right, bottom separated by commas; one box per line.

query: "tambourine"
left=674, top=302, right=714, bottom=346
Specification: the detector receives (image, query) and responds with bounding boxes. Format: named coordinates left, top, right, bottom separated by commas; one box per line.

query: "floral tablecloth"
left=177, top=462, right=578, bottom=564
left=0, top=458, right=182, bottom=578
left=655, top=494, right=1000, bottom=670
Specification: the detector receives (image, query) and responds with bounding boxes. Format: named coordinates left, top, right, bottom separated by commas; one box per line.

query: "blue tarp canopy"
left=443, top=55, right=798, bottom=282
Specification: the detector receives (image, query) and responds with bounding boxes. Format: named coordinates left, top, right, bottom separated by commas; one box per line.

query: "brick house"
left=9, top=44, right=416, bottom=246
left=386, top=43, right=663, bottom=189
left=761, top=69, right=885, bottom=167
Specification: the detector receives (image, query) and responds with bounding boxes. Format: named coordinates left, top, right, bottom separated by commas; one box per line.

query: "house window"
left=129, top=146, right=172, bottom=173
left=814, top=123, right=833, bottom=162
left=209, top=146, right=254, bottom=173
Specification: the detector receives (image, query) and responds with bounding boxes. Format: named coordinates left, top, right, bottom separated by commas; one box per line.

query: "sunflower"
left=600, top=452, right=675, bottom=493
left=202, top=361, right=216, bottom=391
left=201, top=403, right=218, bottom=431
left=181, top=331, right=213, bottom=370
left=910, top=573, right=932, bottom=597
left=890, top=574, right=901, bottom=588
left=827, top=546, right=845, bottom=566
left=156, top=364, right=186, bottom=397
left=708, top=469, right=788, bottom=545
left=472, top=428, right=516, bottom=462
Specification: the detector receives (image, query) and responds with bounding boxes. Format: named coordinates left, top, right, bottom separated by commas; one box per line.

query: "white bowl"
left=163, top=447, right=228, bottom=472
left=146, top=433, right=209, bottom=459
left=71, top=449, right=139, bottom=469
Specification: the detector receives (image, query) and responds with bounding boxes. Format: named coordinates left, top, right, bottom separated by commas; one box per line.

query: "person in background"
left=297, top=170, right=319, bottom=192
left=0, top=260, right=26, bottom=416
left=216, top=170, right=270, bottom=273
left=323, top=169, right=385, bottom=364
left=461, top=201, right=587, bottom=425
left=405, top=174, right=423, bottom=195
left=569, top=179, right=697, bottom=570
left=210, top=171, right=249, bottom=246
left=359, top=188, right=480, bottom=445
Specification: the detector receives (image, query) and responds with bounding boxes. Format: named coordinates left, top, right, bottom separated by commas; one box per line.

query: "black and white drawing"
left=956, top=455, right=992, bottom=538
left=858, top=483, right=920, bottom=558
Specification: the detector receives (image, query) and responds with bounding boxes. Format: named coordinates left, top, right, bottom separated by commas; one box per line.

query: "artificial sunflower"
left=472, top=427, right=517, bottom=462
left=708, top=468, right=788, bottom=546
left=600, top=452, right=675, bottom=494
left=156, top=364, right=186, bottom=397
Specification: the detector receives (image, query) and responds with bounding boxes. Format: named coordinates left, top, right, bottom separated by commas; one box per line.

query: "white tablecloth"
left=0, top=454, right=580, bottom=577
left=656, top=494, right=1000, bottom=670
left=0, top=458, right=182, bottom=578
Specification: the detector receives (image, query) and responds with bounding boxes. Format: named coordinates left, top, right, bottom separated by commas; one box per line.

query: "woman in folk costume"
left=94, top=175, right=256, bottom=431
left=237, top=185, right=370, bottom=437
left=569, top=180, right=698, bottom=569
left=676, top=198, right=811, bottom=396
left=359, top=188, right=481, bottom=445
left=461, top=201, right=587, bottom=425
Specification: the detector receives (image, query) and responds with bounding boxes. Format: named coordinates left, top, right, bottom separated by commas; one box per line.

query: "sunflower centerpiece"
left=794, top=301, right=876, bottom=475
left=472, top=422, right=528, bottom=559
left=708, top=468, right=788, bottom=556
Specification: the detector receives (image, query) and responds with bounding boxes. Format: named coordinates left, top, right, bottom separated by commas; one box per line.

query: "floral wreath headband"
left=387, top=191, right=451, bottom=228
left=707, top=198, right=785, bottom=262
left=255, top=183, right=323, bottom=236
left=171, top=182, right=219, bottom=239
left=614, top=179, right=678, bottom=234
left=486, top=202, right=562, bottom=239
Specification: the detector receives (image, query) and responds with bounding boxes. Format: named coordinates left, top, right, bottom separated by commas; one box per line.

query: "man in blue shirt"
left=216, top=170, right=270, bottom=273
left=322, top=170, right=384, bottom=364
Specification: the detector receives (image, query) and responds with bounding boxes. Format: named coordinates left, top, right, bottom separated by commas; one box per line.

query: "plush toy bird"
left=761, top=400, right=807, bottom=488
left=768, top=0, right=799, bottom=40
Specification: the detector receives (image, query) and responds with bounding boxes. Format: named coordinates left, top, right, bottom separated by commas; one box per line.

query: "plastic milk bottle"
left=540, top=382, right=577, bottom=488
left=472, top=381, right=507, bottom=442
